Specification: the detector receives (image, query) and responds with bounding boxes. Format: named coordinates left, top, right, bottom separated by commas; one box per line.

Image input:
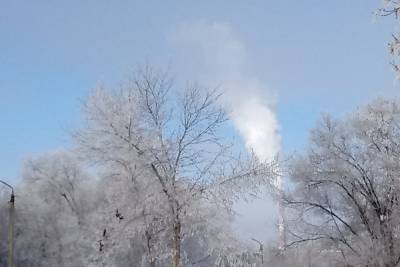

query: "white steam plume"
left=171, top=21, right=281, bottom=243
left=172, top=21, right=280, bottom=161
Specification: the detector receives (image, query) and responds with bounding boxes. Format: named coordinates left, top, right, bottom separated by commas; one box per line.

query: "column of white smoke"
left=226, top=87, right=284, bottom=250
left=226, top=82, right=285, bottom=250
left=172, top=20, right=284, bottom=247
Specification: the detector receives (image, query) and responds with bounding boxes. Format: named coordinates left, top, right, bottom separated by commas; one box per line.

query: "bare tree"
left=74, top=66, right=276, bottom=267
left=285, top=98, right=400, bottom=266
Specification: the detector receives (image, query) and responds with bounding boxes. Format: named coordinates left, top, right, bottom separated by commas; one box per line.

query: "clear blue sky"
left=0, top=0, right=397, bottom=183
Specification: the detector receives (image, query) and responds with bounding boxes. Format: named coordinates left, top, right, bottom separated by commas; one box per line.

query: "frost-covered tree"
left=378, top=0, right=400, bottom=77
left=285, top=98, right=400, bottom=266
left=14, top=151, right=97, bottom=267
left=74, top=66, right=276, bottom=267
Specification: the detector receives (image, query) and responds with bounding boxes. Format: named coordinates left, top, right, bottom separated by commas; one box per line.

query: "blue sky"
left=0, top=0, right=398, bottom=182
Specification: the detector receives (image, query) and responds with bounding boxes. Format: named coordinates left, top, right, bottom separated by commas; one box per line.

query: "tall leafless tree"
left=74, top=66, right=277, bottom=266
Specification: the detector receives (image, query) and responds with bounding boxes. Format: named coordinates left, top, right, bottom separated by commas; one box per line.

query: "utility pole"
left=0, top=180, right=15, bottom=267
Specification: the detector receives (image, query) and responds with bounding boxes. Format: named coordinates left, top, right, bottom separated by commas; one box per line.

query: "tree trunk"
left=172, top=220, right=181, bottom=267
left=145, top=230, right=156, bottom=267
left=386, top=227, right=396, bottom=267
left=149, top=258, right=156, bottom=267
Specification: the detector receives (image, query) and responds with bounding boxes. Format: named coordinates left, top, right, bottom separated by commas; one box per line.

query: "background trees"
left=285, top=98, right=400, bottom=266
left=9, top=69, right=400, bottom=267
left=15, top=151, right=96, bottom=267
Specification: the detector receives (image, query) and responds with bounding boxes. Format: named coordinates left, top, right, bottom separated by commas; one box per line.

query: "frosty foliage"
left=378, top=0, right=400, bottom=77
left=6, top=152, right=96, bottom=267
left=0, top=70, right=283, bottom=267
left=72, top=67, right=276, bottom=267
left=0, top=67, right=277, bottom=267
left=285, top=98, right=400, bottom=266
